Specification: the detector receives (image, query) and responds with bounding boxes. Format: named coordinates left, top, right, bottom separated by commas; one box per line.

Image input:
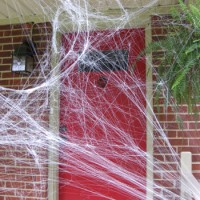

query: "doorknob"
left=96, top=76, right=108, bottom=88
left=59, top=125, right=67, bottom=140
left=59, top=125, right=67, bottom=133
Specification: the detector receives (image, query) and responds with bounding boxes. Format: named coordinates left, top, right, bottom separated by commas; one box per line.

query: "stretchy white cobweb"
left=0, top=0, right=200, bottom=199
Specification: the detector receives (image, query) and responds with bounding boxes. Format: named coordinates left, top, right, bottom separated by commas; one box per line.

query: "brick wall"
left=152, top=15, right=200, bottom=199
left=0, top=22, right=52, bottom=200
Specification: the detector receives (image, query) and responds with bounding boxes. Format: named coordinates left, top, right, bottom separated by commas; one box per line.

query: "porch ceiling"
left=0, top=0, right=179, bottom=25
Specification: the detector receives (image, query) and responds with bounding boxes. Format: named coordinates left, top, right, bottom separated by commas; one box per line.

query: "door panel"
left=60, top=29, right=146, bottom=200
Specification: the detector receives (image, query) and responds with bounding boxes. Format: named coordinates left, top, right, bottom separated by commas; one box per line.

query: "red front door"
left=59, top=29, right=146, bottom=200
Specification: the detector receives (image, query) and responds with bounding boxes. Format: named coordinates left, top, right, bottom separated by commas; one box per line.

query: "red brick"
left=152, top=58, right=162, bottom=65
left=0, top=65, right=10, bottom=71
left=9, top=79, right=29, bottom=86
left=165, top=122, right=188, bottom=130
left=179, top=114, right=200, bottom=121
left=152, top=19, right=172, bottom=27
left=152, top=28, right=168, bottom=35
left=154, top=139, right=168, bottom=146
left=152, top=35, right=167, bottom=42
left=151, top=15, right=173, bottom=21
left=3, top=44, right=14, bottom=51
left=178, top=146, right=200, bottom=153
left=169, top=139, right=188, bottom=146
left=35, top=42, right=49, bottom=49
left=0, top=151, right=6, bottom=157
left=15, top=175, right=33, bottom=182
left=5, top=197, right=21, bottom=200
left=192, top=164, right=200, bottom=171
left=12, top=23, right=32, bottom=29
left=6, top=152, right=34, bottom=159
left=3, top=30, right=23, bottom=37
left=32, top=34, right=52, bottom=41
left=16, top=189, right=47, bottom=198
left=0, top=188, right=16, bottom=196
left=164, top=155, right=179, bottom=163
left=12, top=37, right=27, bottom=43
left=34, top=22, right=51, bottom=28
left=1, top=159, right=15, bottom=166
left=5, top=167, right=22, bottom=174
left=177, top=131, right=200, bottom=138
left=154, top=172, right=162, bottom=179
left=154, top=146, right=177, bottom=154
left=193, top=172, right=200, bottom=180
left=152, top=51, right=165, bottom=59
left=157, top=114, right=176, bottom=121
left=153, top=195, right=162, bottom=200
left=167, top=131, right=177, bottom=138
left=0, top=80, right=9, bottom=85
left=189, top=139, right=200, bottom=146
left=0, top=173, right=16, bottom=181
left=159, top=163, right=178, bottom=171
left=25, top=183, right=45, bottom=190
left=0, top=51, right=11, bottom=57
left=169, top=188, right=180, bottom=195
left=189, top=122, right=200, bottom=129
left=33, top=27, right=52, bottom=35
left=163, top=171, right=180, bottom=181
left=154, top=154, right=165, bottom=161
left=6, top=181, right=25, bottom=188
left=160, top=105, right=188, bottom=113
left=192, top=155, right=200, bottom=162
left=2, top=58, right=12, bottom=64
left=152, top=28, right=163, bottom=35
left=154, top=179, right=175, bottom=188
left=0, top=181, right=5, bottom=188
left=2, top=72, right=21, bottom=79
left=0, top=25, right=11, bottom=30
left=0, top=37, right=12, bottom=43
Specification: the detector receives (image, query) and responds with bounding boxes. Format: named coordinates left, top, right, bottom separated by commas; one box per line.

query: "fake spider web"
left=0, top=0, right=200, bottom=200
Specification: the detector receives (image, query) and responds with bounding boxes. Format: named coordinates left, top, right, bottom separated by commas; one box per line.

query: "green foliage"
left=148, top=0, right=200, bottom=110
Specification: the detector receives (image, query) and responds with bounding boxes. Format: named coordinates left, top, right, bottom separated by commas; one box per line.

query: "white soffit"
left=0, top=0, right=179, bottom=25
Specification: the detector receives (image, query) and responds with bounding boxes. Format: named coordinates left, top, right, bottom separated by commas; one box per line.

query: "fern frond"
left=171, top=60, right=193, bottom=90
left=139, top=0, right=200, bottom=112
left=185, top=42, right=200, bottom=54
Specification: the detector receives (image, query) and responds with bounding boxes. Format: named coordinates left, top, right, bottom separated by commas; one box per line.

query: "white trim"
left=145, top=22, right=154, bottom=200
left=0, top=15, right=49, bottom=25
left=48, top=33, right=61, bottom=200
left=180, top=152, right=192, bottom=200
